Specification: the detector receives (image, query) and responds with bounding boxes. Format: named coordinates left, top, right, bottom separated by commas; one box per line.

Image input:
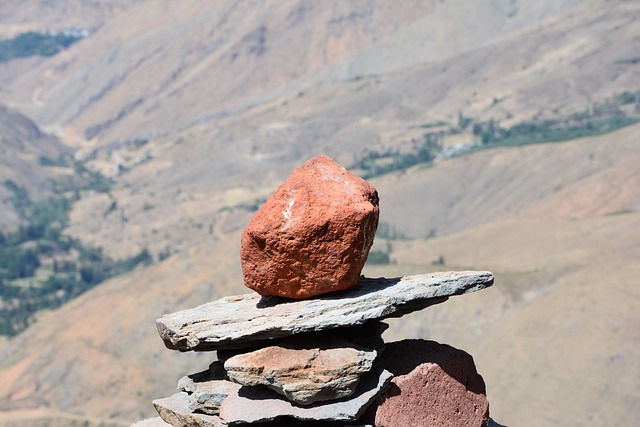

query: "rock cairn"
left=137, top=156, right=495, bottom=427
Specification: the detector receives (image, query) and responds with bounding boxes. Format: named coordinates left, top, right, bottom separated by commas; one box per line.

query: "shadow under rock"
left=380, top=339, right=487, bottom=395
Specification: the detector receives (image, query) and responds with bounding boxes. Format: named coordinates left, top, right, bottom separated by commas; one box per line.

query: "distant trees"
left=350, top=90, right=640, bottom=179
left=0, top=181, right=152, bottom=336
left=353, top=133, right=442, bottom=179
left=472, top=91, right=640, bottom=147
left=0, top=30, right=85, bottom=63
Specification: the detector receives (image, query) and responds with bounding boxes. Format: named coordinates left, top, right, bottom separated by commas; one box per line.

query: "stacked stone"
left=141, top=156, right=495, bottom=427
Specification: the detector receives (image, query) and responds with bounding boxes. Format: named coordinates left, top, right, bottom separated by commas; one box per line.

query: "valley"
left=0, top=1, right=639, bottom=426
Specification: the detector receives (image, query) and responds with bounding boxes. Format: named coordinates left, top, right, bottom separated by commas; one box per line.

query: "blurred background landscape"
left=0, top=1, right=639, bottom=426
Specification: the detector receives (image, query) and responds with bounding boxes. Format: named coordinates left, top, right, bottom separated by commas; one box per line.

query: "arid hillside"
left=1, top=123, right=638, bottom=427
left=0, top=106, right=73, bottom=229
left=8, top=0, right=632, bottom=261
left=0, top=1, right=639, bottom=426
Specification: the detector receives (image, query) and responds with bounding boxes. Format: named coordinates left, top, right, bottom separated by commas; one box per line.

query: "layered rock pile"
left=136, top=156, right=495, bottom=427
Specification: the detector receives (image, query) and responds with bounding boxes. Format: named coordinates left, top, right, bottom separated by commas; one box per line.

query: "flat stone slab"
left=153, top=393, right=224, bottom=427
left=130, top=418, right=171, bottom=427
left=152, top=380, right=392, bottom=427
left=224, top=334, right=377, bottom=404
left=156, top=271, right=493, bottom=351
left=188, top=379, right=242, bottom=415
left=219, top=367, right=393, bottom=424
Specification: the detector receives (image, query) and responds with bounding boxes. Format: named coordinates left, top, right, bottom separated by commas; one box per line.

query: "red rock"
left=365, top=339, right=490, bottom=427
left=240, top=155, right=379, bottom=299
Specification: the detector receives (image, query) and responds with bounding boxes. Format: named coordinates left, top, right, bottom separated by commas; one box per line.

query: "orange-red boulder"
left=366, top=339, right=490, bottom=427
left=240, top=155, right=379, bottom=299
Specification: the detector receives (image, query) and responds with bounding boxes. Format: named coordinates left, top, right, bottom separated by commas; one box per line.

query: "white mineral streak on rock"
left=281, top=197, right=295, bottom=230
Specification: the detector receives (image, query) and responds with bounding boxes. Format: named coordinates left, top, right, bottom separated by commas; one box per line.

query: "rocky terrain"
left=148, top=164, right=494, bottom=426
left=0, top=106, right=72, bottom=229
left=0, top=1, right=639, bottom=426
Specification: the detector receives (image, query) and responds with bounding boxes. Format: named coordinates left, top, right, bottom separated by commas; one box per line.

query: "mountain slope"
left=3, top=0, right=636, bottom=148
left=0, top=1, right=639, bottom=426
left=369, top=124, right=640, bottom=426
left=0, top=236, right=242, bottom=426
left=1, top=124, right=639, bottom=426
left=0, top=105, right=72, bottom=229
left=35, top=0, right=637, bottom=260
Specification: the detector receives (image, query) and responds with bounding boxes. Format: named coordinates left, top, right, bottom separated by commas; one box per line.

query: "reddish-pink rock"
left=240, top=155, right=379, bottom=299
left=365, top=339, right=490, bottom=427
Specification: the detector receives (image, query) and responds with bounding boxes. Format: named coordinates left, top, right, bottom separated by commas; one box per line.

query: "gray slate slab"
left=130, top=418, right=171, bottom=427
left=153, top=391, right=379, bottom=427
left=153, top=393, right=224, bottom=427
left=219, top=367, right=393, bottom=424
left=156, top=271, right=493, bottom=351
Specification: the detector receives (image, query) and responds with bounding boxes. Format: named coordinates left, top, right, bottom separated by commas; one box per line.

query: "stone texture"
left=224, top=334, right=377, bottom=404
left=156, top=270, right=493, bottom=351
left=364, top=339, right=490, bottom=427
left=152, top=391, right=372, bottom=427
left=219, top=367, right=393, bottom=424
left=130, top=418, right=171, bottom=427
left=240, top=155, right=379, bottom=299
left=177, top=361, right=227, bottom=393
left=187, top=380, right=242, bottom=415
left=153, top=393, right=224, bottom=427
left=174, top=360, right=240, bottom=415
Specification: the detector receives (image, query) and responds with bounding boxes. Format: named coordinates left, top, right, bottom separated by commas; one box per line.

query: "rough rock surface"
left=151, top=392, right=375, bottom=427
left=174, top=360, right=240, bottom=415
left=130, top=418, right=171, bottom=427
left=187, top=380, right=242, bottom=415
left=240, top=155, right=379, bottom=299
left=365, top=339, right=490, bottom=427
left=219, top=367, right=393, bottom=424
left=157, top=271, right=493, bottom=351
left=153, top=393, right=224, bottom=427
left=177, top=361, right=227, bottom=393
left=224, top=334, right=377, bottom=404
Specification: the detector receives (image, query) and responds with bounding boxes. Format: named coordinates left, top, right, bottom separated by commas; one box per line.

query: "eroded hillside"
left=0, top=1, right=639, bottom=426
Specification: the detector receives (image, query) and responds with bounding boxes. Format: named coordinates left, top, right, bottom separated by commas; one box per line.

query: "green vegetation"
left=376, top=222, right=408, bottom=240
left=431, top=255, right=446, bottom=266
left=38, top=156, right=114, bottom=193
left=352, top=133, right=441, bottom=179
left=351, top=90, right=640, bottom=178
left=39, top=155, right=69, bottom=167
left=365, top=236, right=395, bottom=266
left=0, top=30, right=85, bottom=63
left=366, top=250, right=391, bottom=265
left=605, top=209, right=636, bottom=217
left=73, top=162, right=114, bottom=193
left=470, top=91, right=640, bottom=149
left=0, top=181, right=151, bottom=336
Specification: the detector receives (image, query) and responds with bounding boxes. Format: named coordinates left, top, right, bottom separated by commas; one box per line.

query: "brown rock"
left=240, top=155, right=379, bottom=299
left=224, top=333, right=378, bottom=404
left=365, top=339, right=490, bottom=427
